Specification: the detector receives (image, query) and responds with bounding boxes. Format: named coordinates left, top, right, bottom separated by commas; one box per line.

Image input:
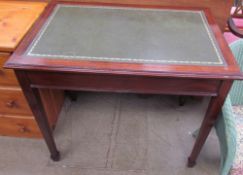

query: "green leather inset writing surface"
left=26, top=5, right=225, bottom=66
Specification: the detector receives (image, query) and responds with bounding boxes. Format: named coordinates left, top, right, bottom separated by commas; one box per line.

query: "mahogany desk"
left=4, top=1, right=242, bottom=167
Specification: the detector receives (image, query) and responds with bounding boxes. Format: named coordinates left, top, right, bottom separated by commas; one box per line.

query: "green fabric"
left=229, top=40, right=243, bottom=105
left=26, top=4, right=225, bottom=66
left=193, top=39, right=243, bottom=175
left=215, top=97, right=237, bottom=175
left=211, top=40, right=243, bottom=175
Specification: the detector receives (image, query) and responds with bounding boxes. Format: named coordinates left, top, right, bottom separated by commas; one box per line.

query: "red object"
left=224, top=7, right=243, bottom=44
left=224, top=32, right=240, bottom=44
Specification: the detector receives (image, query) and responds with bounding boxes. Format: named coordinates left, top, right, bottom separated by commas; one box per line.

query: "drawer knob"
left=18, top=125, right=29, bottom=133
left=6, top=100, right=17, bottom=108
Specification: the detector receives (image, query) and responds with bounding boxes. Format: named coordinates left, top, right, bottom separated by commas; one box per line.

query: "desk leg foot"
left=15, top=71, right=60, bottom=163
left=66, top=91, right=78, bottom=101
left=187, top=157, right=196, bottom=167
left=178, top=96, right=186, bottom=106
left=188, top=81, right=233, bottom=166
left=51, top=151, right=60, bottom=161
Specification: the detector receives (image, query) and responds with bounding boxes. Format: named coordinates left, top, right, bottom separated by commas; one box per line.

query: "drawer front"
left=29, top=71, right=220, bottom=96
left=0, top=115, right=41, bottom=138
left=0, top=88, right=33, bottom=116
left=0, top=53, right=19, bottom=87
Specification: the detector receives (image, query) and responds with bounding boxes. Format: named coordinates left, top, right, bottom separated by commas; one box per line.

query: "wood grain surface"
left=0, top=87, right=33, bottom=116
left=0, top=114, right=42, bottom=138
left=0, top=0, right=46, bottom=52
left=0, top=53, right=19, bottom=86
left=0, top=1, right=65, bottom=138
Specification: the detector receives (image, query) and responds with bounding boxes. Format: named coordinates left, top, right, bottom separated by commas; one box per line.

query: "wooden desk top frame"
left=5, top=0, right=242, bottom=79
left=4, top=0, right=242, bottom=167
